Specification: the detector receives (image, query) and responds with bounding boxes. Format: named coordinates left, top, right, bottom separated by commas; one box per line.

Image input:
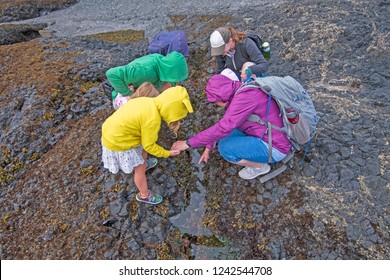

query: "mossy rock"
left=0, top=23, right=48, bottom=45
left=86, top=29, right=145, bottom=43
left=0, top=0, right=77, bottom=22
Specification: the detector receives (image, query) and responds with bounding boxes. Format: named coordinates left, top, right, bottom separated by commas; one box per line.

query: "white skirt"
left=102, top=143, right=144, bottom=174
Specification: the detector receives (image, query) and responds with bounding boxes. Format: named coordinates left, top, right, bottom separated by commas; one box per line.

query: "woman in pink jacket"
left=172, top=74, right=291, bottom=180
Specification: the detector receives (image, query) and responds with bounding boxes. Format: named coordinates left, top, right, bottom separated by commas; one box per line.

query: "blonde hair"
left=226, top=26, right=247, bottom=43
left=168, top=120, right=181, bottom=138
left=130, top=82, right=159, bottom=99
left=168, top=121, right=181, bottom=132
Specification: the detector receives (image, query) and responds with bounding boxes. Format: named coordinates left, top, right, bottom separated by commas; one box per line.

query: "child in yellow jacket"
left=101, top=86, right=193, bottom=204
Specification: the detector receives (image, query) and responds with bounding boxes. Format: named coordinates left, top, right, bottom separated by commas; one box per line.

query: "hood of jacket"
left=154, top=86, right=193, bottom=124
left=206, top=74, right=242, bottom=103
left=157, top=51, right=189, bottom=83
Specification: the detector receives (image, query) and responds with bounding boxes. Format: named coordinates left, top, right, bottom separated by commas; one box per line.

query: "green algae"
left=86, top=29, right=145, bottom=43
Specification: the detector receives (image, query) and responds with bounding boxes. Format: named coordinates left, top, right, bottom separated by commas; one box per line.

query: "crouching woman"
left=172, top=74, right=291, bottom=180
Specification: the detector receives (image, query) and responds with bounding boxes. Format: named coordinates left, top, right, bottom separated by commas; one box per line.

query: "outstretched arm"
left=171, top=140, right=189, bottom=151
left=199, top=148, right=210, bottom=164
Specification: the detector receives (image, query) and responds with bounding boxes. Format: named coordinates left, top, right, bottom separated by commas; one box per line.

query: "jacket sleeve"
left=141, top=123, right=170, bottom=158
left=188, top=91, right=259, bottom=149
left=245, top=39, right=269, bottom=75
left=106, top=67, right=132, bottom=96
left=215, top=55, right=226, bottom=74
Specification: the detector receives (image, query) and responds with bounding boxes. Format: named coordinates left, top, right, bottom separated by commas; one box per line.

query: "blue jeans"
left=218, top=129, right=283, bottom=163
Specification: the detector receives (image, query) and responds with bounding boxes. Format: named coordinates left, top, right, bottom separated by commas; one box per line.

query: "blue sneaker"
left=145, top=158, right=158, bottom=171
left=136, top=191, right=163, bottom=205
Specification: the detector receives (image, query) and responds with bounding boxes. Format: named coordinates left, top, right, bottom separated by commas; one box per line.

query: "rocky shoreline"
left=0, top=0, right=389, bottom=260
left=0, top=0, right=77, bottom=23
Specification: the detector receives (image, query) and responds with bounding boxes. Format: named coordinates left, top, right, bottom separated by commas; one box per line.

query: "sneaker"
left=145, top=158, right=158, bottom=171
left=238, top=164, right=271, bottom=180
left=136, top=191, right=163, bottom=205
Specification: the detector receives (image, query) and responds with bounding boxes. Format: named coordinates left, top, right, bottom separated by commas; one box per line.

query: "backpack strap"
left=247, top=114, right=283, bottom=132
left=259, top=150, right=295, bottom=183
left=265, top=95, right=273, bottom=163
left=266, top=121, right=272, bottom=163
left=235, top=81, right=284, bottom=163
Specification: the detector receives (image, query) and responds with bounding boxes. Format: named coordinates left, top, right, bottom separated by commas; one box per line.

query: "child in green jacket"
left=106, top=51, right=188, bottom=109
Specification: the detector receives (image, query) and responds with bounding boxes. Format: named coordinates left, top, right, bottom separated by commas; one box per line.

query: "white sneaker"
left=238, top=164, right=271, bottom=180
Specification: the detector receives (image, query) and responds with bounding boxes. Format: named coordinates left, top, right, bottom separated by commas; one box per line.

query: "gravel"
left=8, top=0, right=283, bottom=39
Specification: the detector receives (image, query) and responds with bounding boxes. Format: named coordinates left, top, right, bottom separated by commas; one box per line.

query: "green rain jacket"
left=106, top=51, right=188, bottom=99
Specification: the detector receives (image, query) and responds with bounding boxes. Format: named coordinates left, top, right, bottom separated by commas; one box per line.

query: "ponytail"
left=226, top=26, right=247, bottom=43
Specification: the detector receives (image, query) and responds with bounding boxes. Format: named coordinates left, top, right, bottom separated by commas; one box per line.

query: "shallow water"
left=168, top=150, right=238, bottom=259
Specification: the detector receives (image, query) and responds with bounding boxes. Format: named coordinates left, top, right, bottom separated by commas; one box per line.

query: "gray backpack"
left=236, top=76, right=319, bottom=182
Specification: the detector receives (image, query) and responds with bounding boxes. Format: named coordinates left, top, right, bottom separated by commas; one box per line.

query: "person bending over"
left=106, top=51, right=188, bottom=109
left=210, top=26, right=268, bottom=80
left=101, top=86, right=193, bottom=204
left=171, top=74, right=290, bottom=180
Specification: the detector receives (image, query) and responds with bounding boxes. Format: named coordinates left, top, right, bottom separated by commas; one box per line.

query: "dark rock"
left=102, top=218, right=118, bottom=227
left=126, top=239, right=140, bottom=251
left=0, top=23, right=48, bottom=45
left=0, top=0, right=389, bottom=262
left=0, top=0, right=78, bottom=23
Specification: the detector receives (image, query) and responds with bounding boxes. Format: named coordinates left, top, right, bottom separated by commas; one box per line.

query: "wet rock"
left=339, top=167, right=355, bottom=181
left=126, top=239, right=140, bottom=251
left=0, top=23, right=47, bottom=45
left=313, top=220, right=326, bottom=233
left=346, top=225, right=361, bottom=241
left=38, top=29, right=54, bottom=38
left=269, top=240, right=284, bottom=259
left=118, top=203, right=129, bottom=217
left=104, top=249, right=119, bottom=259
left=361, top=239, right=374, bottom=249
left=303, top=165, right=317, bottom=177
left=0, top=0, right=78, bottom=23
left=70, top=103, right=86, bottom=113
left=250, top=204, right=265, bottom=213
left=80, top=159, right=92, bottom=169
left=41, top=229, right=55, bottom=242
left=1, top=0, right=389, bottom=262
left=103, top=218, right=118, bottom=227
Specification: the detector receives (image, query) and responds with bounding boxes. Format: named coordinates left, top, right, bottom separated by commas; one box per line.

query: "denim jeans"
left=218, top=129, right=285, bottom=163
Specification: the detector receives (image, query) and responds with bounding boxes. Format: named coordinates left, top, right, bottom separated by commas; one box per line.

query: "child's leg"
left=133, top=150, right=163, bottom=204
left=133, top=163, right=149, bottom=198
left=133, top=150, right=149, bottom=197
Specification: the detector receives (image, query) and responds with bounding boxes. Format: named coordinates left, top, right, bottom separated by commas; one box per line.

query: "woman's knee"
left=218, top=141, right=239, bottom=163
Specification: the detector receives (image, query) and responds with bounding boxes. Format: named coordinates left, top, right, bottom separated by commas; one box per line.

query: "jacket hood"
left=154, top=86, right=193, bottom=124
left=206, top=74, right=242, bottom=103
left=157, top=51, right=189, bottom=83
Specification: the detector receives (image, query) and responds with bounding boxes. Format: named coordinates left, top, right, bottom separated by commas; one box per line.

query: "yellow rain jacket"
left=101, top=86, right=193, bottom=158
